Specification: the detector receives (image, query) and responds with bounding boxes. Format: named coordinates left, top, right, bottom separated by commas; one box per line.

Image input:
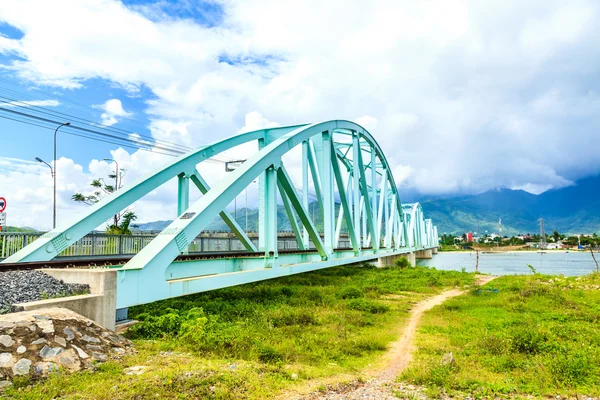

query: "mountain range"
left=135, top=174, right=600, bottom=236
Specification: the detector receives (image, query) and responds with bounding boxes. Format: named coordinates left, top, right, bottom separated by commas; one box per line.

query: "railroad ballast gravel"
left=0, top=270, right=89, bottom=314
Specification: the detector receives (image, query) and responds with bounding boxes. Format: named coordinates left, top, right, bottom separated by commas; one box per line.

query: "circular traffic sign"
left=0, top=197, right=6, bottom=213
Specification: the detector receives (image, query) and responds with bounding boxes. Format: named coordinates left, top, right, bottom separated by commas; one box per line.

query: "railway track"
left=0, top=247, right=361, bottom=272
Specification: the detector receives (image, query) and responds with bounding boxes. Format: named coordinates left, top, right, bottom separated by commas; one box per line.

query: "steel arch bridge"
left=3, top=120, right=438, bottom=309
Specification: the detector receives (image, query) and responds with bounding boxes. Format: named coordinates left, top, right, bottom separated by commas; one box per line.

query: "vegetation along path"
left=301, top=275, right=497, bottom=400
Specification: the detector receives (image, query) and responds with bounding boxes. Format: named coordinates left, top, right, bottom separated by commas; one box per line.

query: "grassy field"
left=402, top=273, right=600, bottom=398
left=4, top=264, right=475, bottom=399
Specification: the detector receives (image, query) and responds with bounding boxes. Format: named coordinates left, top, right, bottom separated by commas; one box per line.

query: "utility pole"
left=225, top=160, right=247, bottom=226
left=52, top=122, right=70, bottom=229
left=538, top=218, right=546, bottom=249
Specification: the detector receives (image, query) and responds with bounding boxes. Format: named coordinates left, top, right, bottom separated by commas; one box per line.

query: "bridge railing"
left=0, top=232, right=353, bottom=260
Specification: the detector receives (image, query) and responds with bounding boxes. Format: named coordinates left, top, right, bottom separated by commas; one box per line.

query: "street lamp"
left=52, top=122, right=70, bottom=229
left=35, top=157, right=54, bottom=229
left=103, top=158, right=119, bottom=227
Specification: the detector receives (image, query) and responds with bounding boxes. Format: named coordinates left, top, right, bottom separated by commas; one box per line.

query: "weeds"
left=402, top=274, right=600, bottom=397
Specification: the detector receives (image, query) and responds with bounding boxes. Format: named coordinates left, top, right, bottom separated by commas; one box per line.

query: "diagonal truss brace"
left=190, top=169, right=258, bottom=252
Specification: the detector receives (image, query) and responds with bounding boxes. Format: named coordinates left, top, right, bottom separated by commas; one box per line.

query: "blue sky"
left=1, top=0, right=600, bottom=229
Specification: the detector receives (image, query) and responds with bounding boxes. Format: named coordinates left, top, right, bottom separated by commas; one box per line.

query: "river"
left=416, top=251, right=599, bottom=276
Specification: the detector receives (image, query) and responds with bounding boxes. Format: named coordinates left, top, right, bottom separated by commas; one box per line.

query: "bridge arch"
left=4, top=120, right=439, bottom=308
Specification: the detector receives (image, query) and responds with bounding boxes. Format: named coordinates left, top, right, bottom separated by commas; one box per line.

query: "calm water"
left=416, top=251, right=599, bottom=276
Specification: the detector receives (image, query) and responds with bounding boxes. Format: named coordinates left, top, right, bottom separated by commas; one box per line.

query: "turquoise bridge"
left=3, top=120, right=438, bottom=311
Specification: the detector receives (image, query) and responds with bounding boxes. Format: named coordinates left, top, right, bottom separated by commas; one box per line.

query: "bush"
left=549, top=350, right=589, bottom=386
left=346, top=298, right=390, bottom=314
left=271, top=309, right=319, bottom=327
left=395, top=256, right=411, bottom=269
left=510, top=327, right=547, bottom=354
left=337, top=287, right=364, bottom=299
left=127, top=311, right=182, bottom=339
left=258, top=345, right=283, bottom=364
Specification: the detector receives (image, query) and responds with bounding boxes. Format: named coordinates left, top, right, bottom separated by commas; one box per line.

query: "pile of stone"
left=0, top=270, right=89, bottom=314
left=0, top=307, right=132, bottom=389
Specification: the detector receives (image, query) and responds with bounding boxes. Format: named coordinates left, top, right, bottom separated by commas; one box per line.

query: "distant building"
left=465, top=232, right=473, bottom=242
left=546, top=243, right=560, bottom=250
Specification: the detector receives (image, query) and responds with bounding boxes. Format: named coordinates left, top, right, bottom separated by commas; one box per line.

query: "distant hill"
left=421, top=174, right=600, bottom=235
left=134, top=174, right=600, bottom=237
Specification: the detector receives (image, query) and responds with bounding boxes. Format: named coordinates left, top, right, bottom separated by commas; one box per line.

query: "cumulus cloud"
left=1, top=0, right=600, bottom=229
left=96, top=98, right=132, bottom=126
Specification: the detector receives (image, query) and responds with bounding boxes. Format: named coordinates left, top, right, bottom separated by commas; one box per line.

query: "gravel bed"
left=0, top=270, right=89, bottom=314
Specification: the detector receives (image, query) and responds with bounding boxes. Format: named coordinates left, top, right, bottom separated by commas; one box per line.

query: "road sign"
left=0, top=197, right=5, bottom=213
left=0, top=212, right=6, bottom=226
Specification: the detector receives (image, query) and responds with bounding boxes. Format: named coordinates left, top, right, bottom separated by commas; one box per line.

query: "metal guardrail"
left=0, top=232, right=352, bottom=260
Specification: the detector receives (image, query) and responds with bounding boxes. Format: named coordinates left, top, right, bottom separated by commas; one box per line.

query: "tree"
left=72, top=170, right=137, bottom=234
left=553, top=230, right=560, bottom=242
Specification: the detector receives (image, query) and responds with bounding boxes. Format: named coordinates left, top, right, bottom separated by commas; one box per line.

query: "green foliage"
left=394, top=256, right=411, bottom=268
left=526, top=264, right=537, bottom=274
left=402, top=274, right=600, bottom=397
left=346, top=298, right=390, bottom=314
left=337, top=287, right=363, bottom=299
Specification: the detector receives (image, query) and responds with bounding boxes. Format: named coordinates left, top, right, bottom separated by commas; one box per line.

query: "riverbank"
left=1, top=265, right=476, bottom=399
left=402, top=273, right=600, bottom=398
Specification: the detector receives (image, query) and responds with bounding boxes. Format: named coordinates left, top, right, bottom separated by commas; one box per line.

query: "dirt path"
left=377, top=274, right=497, bottom=380
left=299, top=275, right=498, bottom=399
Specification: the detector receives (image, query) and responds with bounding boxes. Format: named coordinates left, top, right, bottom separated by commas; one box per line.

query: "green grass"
left=4, top=264, right=474, bottom=399
left=402, top=273, right=600, bottom=398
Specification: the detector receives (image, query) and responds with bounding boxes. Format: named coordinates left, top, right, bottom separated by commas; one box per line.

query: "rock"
left=71, top=344, right=89, bottom=359
left=39, top=345, right=63, bottom=358
left=291, top=373, right=299, bottom=380
left=12, top=358, right=32, bottom=376
left=58, top=354, right=79, bottom=369
left=0, top=322, right=15, bottom=329
left=441, top=352, right=457, bottom=368
left=82, top=335, right=101, bottom=344
left=86, top=344, right=103, bottom=352
left=0, top=353, right=13, bottom=368
left=0, top=335, right=14, bottom=348
left=36, top=319, right=54, bottom=334
left=33, top=361, right=59, bottom=376
left=112, top=347, right=125, bottom=355
left=54, top=336, right=67, bottom=347
left=34, top=315, right=52, bottom=321
left=124, top=366, right=147, bottom=375
left=16, top=346, right=26, bottom=354
left=63, top=327, right=75, bottom=341
left=31, top=338, right=47, bottom=345
left=0, top=380, right=12, bottom=390
left=92, top=352, right=108, bottom=362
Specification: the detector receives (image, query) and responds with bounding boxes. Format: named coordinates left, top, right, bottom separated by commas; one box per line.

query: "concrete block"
left=16, top=269, right=117, bottom=331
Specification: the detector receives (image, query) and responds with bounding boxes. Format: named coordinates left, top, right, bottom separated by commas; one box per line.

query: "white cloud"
left=1, top=0, right=600, bottom=230
left=96, top=98, right=132, bottom=126
left=0, top=99, right=60, bottom=108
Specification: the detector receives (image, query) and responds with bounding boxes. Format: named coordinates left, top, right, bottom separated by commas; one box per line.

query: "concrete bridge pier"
left=377, top=251, right=416, bottom=268
left=433, top=247, right=439, bottom=254
left=415, top=249, right=433, bottom=259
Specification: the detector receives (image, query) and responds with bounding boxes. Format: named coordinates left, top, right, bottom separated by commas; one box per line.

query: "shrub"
left=346, top=298, right=390, bottom=314
left=258, top=345, right=283, bottom=364
left=127, top=311, right=182, bottom=339
left=549, top=350, right=589, bottom=386
left=337, top=287, right=364, bottom=299
left=271, top=309, right=319, bottom=327
left=510, top=327, right=546, bottom=354
left=395, top=256, right=411, bottom=268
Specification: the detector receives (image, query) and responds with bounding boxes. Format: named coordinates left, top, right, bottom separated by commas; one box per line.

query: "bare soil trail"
left=296, top=275, right=498, bottom=399
left=376, top=275, right=497, bottom=381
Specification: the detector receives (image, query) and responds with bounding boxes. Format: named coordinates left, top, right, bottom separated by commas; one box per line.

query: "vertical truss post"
left=361, top=198, right=367, bottom=247
left=258, top=137, right=267, bottom=251
left=264, top=166, right=278, bottom=259
left=177, top=173, right=190, bottom=217
left=331, top=144, right=359, bottom=253
left=386, top=197, right=395, bottom=248
left=302, top=140, right=309, bottom=247
left=370, top=147, right=378, bottom=250
left=177, top=173, right=190, bottom=254
left=352, top=132, right=361, bottom=248
left=377, top=174, right=386, bottom=248
left=356, top=147, right=377, bottom=251
left=321, top=131, right=334, bottom=254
